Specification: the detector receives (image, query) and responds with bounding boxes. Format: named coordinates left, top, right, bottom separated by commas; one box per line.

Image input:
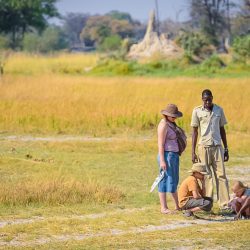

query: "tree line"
left=0, top=0, right=249, bottom=58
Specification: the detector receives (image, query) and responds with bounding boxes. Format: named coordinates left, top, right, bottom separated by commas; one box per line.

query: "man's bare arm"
left=220, top=126, right=229, bottom=162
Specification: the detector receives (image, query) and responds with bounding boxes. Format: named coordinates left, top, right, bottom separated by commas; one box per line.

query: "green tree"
left=232, top=35, right=250, bottom=63
left=107, top=10, right=133, bottom=23
left=80, top=15, right=134, bottom=47
left=0, top=0, right=59, bottom=48
left=40, top=26, right=68, bottom=52
left=62, top=13, right=89, bottom=45
left=189, top=0, right=233, bottom=46
left=22, top=33, right=40, bottom=52
left=23, top=26, right=68, bottom=53
left=176, top=31, right=211, bottom=58
left=231, top=0, right=250, bottom=36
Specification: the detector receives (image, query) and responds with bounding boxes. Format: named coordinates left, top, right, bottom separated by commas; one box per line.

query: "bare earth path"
left=0, top=208, right=235, bottom=247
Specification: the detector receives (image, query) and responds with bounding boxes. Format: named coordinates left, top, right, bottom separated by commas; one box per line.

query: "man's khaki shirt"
left=191, top=104, right=227, bottom=146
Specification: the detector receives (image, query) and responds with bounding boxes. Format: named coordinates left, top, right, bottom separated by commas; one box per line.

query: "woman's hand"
left=160, top=160, right=167, bottom=171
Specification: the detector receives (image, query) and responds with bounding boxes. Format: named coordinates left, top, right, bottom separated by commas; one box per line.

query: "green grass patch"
left=0, top=138, right=249, bottom=249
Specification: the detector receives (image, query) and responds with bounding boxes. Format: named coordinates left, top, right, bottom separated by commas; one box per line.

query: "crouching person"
left=178, top=163, right=213, bottom=217
left=229, top=181, right=250, bottom=220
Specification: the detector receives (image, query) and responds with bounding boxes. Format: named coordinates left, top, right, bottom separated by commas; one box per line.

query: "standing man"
left=191, top=89, right=230, bottom=210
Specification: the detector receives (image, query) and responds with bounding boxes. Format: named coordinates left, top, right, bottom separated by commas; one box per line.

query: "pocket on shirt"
left=213, top=114, right=221, bottom=123
left=199, top=114, right=208, bottom=122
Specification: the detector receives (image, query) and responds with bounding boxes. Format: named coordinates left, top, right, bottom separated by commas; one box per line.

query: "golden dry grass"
left=0, top=171, right=124, bottom=206
left=0, top=53, right=249, bottom=249
left=4, top=52, right=98, bottom=75
left=0, top=75, right=249, bottom=135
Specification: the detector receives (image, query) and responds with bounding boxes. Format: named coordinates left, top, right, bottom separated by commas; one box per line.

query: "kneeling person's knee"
left=200, top=199, right=213, bottom=211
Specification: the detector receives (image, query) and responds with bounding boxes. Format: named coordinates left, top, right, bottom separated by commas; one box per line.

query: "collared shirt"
left=191, top=104, right=227, bottom=146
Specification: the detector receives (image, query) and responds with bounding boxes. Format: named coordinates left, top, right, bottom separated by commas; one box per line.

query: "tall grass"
left=0, top=175, right=124, bottom=205
left=5, top=53, right=98, bottom=75
left=0, top=74, right=249, bottom=135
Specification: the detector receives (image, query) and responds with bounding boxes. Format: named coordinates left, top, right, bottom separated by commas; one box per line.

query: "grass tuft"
left=0, top=176, right=124, bottom=206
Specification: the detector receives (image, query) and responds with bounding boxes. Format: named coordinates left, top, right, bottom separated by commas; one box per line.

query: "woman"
left=157, top=103, right=183, bottom=214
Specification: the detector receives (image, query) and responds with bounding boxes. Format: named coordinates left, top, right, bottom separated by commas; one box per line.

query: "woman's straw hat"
left=161, top=104, right=183, bottom=118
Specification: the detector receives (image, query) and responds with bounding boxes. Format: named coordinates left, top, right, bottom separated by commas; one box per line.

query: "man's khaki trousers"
left=198, top=145, right=230, bottom=208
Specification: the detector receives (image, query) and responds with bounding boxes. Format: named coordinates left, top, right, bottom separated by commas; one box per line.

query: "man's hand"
left=192, top=152, right=198, bottom=163
left=160, top=161, right=167, bottom=171
left=224, top=148, right=229, bottom=162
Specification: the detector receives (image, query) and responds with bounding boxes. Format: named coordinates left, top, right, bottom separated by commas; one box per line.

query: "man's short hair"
left=202, top=89, right=213, bottom=97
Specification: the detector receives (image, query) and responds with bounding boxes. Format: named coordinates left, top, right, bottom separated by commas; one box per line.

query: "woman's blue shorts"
left=157, top=151, right=179, bottom=193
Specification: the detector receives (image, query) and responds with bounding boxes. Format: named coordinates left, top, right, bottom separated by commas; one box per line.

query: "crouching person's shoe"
left=183, top=210, right=194, bottom=218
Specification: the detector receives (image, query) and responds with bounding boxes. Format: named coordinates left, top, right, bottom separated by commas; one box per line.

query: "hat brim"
left=161, top=110, right=183, bottom=118
left=188, top=170, right=208, bottom=175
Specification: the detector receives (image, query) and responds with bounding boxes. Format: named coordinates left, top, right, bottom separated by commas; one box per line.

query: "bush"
left=232, top=35, right=250, bottom=64
left=200, top=54, right=225, bottom=73
left=40, top=27, right=68, bottom=53
left=23, top=33, right=41, bottom=52
left=22, top=27, right=68, bottom=53
left=179, top=53, right=197, bottom=67
left=176, top=31, right=210, bottom=58
left=92, top=58, right=135, bottom=75
left=148, top=60, right=180, bottom=70
left=98, top=35, right=122, bottom=52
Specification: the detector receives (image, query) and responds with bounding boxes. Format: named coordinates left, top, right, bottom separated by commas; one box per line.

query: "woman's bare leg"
left=159, top=192, right=171, bottom=213
left=171, top=192, right=180, bottom=210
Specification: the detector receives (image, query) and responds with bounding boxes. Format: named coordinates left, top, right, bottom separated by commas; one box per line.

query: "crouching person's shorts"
left=182, top=197, right=213, bottom=211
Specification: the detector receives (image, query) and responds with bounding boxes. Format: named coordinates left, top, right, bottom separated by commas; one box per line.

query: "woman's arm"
left=158, top=120, right=168, bottom=171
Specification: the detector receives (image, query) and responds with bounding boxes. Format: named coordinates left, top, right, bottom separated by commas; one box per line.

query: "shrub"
left=40, top=27, right=68, bottom=53
left=23, top=33, right=41, bottom=52
left=200, top=54, right=226, bottom=73
left=232, top=35, right=250, bottom=64
left=99, top=35, right=122, bottom=52
left=176, top=31, right=210, bottom=58
left=92, top=58, right=135, bottom=75
left=23, top=27, right=68, bottom=53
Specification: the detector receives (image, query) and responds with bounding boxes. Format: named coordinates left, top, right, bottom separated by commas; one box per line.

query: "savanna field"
left=0, top=53, right=250, bottom=249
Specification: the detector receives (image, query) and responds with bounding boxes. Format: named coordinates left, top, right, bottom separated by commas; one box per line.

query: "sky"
left=55, top=0, right=190, bottom=23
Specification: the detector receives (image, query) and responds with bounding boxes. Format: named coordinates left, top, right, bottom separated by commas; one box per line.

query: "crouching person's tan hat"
left=188, top=163, right=208, bottom=175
